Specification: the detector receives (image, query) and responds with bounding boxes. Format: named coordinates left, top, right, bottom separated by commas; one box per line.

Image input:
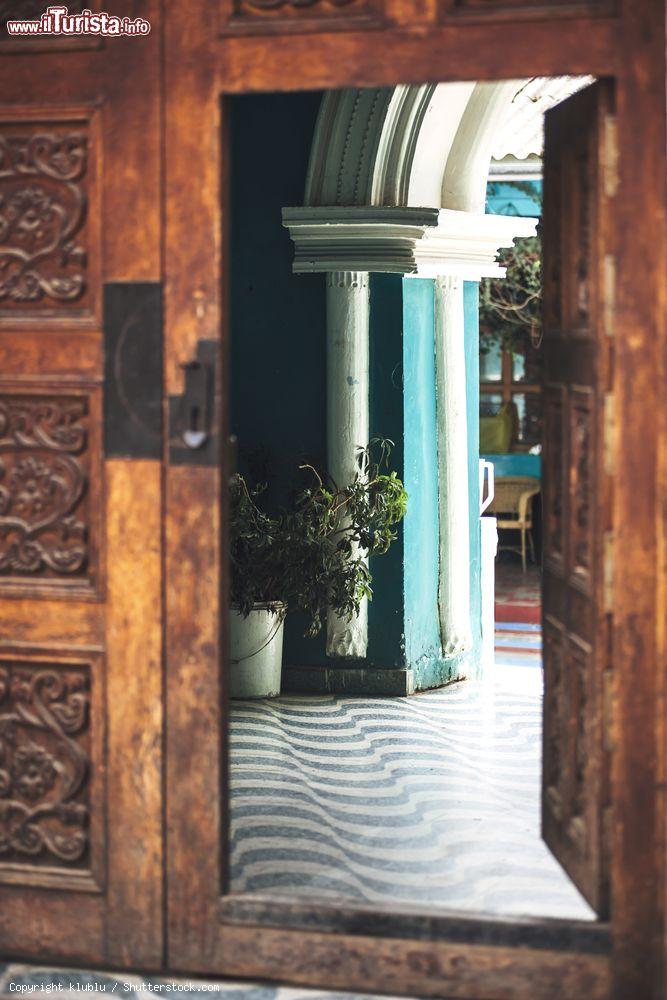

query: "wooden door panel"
left=0, top=108, right=101, bottom=326
left=0, top=0, right=163, bottom=968
left=218, top=0, right=614, bottom=36
left=0, top=385, right=103, bottom=598
left=218, top=0, right=383, bottom=36
left=0, top=646, right=105, bottom=891
left=541, top=80, right=613, bottom=917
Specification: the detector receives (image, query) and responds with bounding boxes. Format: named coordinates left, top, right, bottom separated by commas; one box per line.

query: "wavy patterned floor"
left=230, top=660, right=594, bottom=921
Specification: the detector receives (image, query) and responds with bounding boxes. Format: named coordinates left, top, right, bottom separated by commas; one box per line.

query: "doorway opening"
left=226, top=76, right=605, bottom=924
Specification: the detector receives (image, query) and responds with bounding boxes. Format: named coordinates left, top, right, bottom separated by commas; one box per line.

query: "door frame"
left=164, top=2, right=666, bottom=997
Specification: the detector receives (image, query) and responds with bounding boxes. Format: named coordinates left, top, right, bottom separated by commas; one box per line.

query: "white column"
left=325, top=271, right=370, bottom=659
left=434, top=276, right=473, bottom=657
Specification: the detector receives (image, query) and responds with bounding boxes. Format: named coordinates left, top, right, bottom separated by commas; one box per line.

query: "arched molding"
left=304, top=80, right=520, bottom=211
left=305, top=88, right=392, bottom=207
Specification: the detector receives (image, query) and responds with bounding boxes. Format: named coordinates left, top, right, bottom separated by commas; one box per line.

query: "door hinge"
left=603, top=530, right=614, bottom=613
left=603, top=254, right=616, bottom=338
left=604, top=392, right=615, bottom=475
left=603, top=113, right=619, bottom=197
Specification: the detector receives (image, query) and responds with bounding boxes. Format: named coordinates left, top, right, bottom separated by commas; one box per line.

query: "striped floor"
left=229, top=643, right=594, bottom=921
left=494, top=622, right=542, bottom=666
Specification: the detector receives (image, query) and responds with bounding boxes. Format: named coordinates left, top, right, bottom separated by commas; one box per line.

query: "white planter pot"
left=229, top=603, right=286, bottom=699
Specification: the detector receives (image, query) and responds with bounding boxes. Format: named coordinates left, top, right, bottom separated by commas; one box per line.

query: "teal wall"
left=404, top=278, right=482, bottom=690
left=486, top=180, right=541, bottom=217
left=365, top=276, right=483, bottom=690
left=402, top=279, right=441, bottom=682
left=482, top=453, right=541, bottom=477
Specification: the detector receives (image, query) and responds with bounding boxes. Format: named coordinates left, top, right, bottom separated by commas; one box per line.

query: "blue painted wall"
left=366, top=276, right=483, bottom=689
left=402, top=279, right=442, bottom=682
left=486, top=180, right=541, bottom=217
left=344, top=275, right=485, bottom=688
left=482, top=452, right=541, bottom=477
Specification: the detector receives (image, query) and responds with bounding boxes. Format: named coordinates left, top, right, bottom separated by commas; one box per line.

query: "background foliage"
left=479, top=234, right=542, bottom=355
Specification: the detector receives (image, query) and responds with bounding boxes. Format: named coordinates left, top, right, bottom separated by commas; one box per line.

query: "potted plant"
left=229, top=477, right=289, bottom=698
left=229, top=439, right=407, bottom=697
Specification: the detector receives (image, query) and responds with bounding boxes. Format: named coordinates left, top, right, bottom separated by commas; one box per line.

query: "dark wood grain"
left=0, top=0, right=164, bottom=970
left=213, top=924, right=612, bottom=1000
left=541, top=80, right=613, bottom=918
left=164, top=2, right=227, bottom=970
left=610, top=1, right=667, bottom=997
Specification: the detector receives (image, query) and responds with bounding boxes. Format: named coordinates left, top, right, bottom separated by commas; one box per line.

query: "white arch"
left=441, top=81, right=521, bottom=212
left=304, top=80, right=520, bottom=211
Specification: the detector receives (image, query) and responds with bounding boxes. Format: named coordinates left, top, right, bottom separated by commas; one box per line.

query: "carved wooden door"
left=0, top=2, right=164, bottom=967
left=541, top=80, right=615, bottom=918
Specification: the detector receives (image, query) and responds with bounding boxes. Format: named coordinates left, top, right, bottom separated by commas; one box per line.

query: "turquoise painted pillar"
left=402, top=279, right=442, bottom=686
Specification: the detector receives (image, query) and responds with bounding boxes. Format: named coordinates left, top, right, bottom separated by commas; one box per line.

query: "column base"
left=282, top=664, right=414, bottom=696
left=282, top=656, right=476, bottom=696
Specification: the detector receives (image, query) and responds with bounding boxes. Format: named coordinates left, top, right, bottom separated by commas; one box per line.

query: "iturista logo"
left=5, top=5, right=151, bottom=36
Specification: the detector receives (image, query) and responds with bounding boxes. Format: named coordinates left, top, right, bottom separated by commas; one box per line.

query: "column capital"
left=326, top=271, right=370, bottom=289
left=283, top=205, right=536, bottom=280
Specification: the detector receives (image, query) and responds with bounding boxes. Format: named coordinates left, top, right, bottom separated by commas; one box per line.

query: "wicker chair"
left=486, top=475, right=541, bottom=573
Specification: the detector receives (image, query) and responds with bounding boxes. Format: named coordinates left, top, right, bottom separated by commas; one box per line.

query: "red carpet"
left=495, top=562, right=541, bottom=624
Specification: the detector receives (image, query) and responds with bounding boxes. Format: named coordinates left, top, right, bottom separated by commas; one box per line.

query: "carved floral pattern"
left=0, top=395, right=89, bottom=578
left=0, top=662, right=90, bottom=865
left=0, top=126, right=88, bottom=308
